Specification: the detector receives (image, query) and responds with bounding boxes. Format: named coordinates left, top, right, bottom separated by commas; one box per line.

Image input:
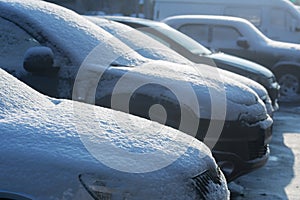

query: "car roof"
left=104, top=15, right=164, bottom=27
left=0, top=0, right=145, bottom=65
left=162, top=15, right=253, bottom=27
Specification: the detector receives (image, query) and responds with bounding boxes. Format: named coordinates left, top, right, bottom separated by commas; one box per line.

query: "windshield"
left=87, top=16, right=193, bottom=65
left=151, top=23, right=212, bottom=56
left=239, top=20, right=270, bottom=43
left=2, top=1, right=147, bottom=67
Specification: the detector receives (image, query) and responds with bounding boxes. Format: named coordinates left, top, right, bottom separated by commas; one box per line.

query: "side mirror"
left=295, top=27, right=300, bottom=32
left=237, top=38, right=250, bottom=49
left=23, top=46, right=58, bottom=74
left=290, top=19, right=300, bottom=32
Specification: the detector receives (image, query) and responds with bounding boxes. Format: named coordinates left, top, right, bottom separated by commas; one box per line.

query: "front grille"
left=249, top=142, right=269, bottom=160
left=192, top=167, right=222, bottom=199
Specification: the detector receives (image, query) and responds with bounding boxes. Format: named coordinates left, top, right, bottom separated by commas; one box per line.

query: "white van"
left=152, top=0, right=300, bottom=43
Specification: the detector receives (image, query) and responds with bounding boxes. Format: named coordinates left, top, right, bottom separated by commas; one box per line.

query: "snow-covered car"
left=0, top=68, right=230, bottom=200
left=0, top=0, right=273, bottom=181
left=163, top=15, right=300, bottom=101
left=87, top=15, right=279, bottom=114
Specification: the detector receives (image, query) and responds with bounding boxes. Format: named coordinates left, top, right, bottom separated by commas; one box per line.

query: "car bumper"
left=267, top=83, right=280, bottom=111
left=213, top=146, right=270, bottom=182
left=196, top=118, right=272, bottom=182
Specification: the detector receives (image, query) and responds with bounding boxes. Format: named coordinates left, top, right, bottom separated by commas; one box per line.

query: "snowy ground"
left=230, top=102, right=300, bottom=200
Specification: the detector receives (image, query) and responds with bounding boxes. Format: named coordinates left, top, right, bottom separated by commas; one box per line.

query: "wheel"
left=276, top=68, right=300, bottom=98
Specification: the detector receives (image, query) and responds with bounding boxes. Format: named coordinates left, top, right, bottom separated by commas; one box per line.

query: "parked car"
left=0, top=68, right=230, bottom=199
left=0, top=0, right=273, bottom=181
left=163, top=15, right=300, bottom=101
left=152, top=0, right=300, bottom=44
left=92, top=15, right=279, bottom=111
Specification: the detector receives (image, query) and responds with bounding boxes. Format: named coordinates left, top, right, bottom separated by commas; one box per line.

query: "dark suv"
left=163, top=15, right=300, bottom=101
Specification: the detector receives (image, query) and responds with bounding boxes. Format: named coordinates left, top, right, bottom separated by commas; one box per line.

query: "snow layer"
left=218, top=67, right=274, bottom=114
left=0, top=68, right=229, bottom=199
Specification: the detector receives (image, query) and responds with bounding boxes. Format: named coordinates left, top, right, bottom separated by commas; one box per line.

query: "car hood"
left=216, top=67, right=273, bottom=115
left=267, top=39, right=300, bottom=51
left=208, top=52, right=274, bottom=78
left=72, top=59, right=268, bottom=123
left=0, top=69, right=229, bottom=199
left=215, top=66, right=268, bottom=97
left=266, top=39, right=300, bottom=61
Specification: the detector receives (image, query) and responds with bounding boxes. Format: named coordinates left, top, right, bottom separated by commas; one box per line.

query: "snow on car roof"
left=0, top=0, right=147, bottom=66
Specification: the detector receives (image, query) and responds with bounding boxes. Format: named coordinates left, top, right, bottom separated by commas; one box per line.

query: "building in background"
left=44, top=0, right=153, bottom=17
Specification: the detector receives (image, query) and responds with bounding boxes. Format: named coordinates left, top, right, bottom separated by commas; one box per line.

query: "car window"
left=178, top=24, right=210, bottom=47
left=0, top=17, right=41, bottom=75
left=224, top=7, right=262, bottom=27
left=211, top=25, right=241, bottom=47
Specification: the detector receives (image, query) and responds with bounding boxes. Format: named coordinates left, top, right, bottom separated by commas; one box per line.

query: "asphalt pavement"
left=230, top=102, right=300, bottom=200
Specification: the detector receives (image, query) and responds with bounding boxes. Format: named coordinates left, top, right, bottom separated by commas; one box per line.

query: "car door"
left=209, top=25, right=258, bottom=62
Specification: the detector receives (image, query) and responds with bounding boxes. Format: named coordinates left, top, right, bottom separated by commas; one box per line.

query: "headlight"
left=79, top=174, right=112, bottom=200
left=258, top=76, right=277, bottom=89
left=191, top=167, right=223, bottom=199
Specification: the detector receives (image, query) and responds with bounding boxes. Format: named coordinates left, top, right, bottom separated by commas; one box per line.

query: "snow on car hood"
left=266, top=39, right=300, bottom=61
left=216, top=67, right=269, bottom=101
left=209, top=52, right=274, bottom=78
left=138, top=61, right=268, bottom=122
left=267, top=39, right=300, bottom=51
left=0, top=69, right=230, bottom=199
left=216, top=67, right=273, bottom=115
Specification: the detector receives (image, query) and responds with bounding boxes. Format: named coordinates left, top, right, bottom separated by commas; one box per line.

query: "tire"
left=276, top=68, right=300, bottom=99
